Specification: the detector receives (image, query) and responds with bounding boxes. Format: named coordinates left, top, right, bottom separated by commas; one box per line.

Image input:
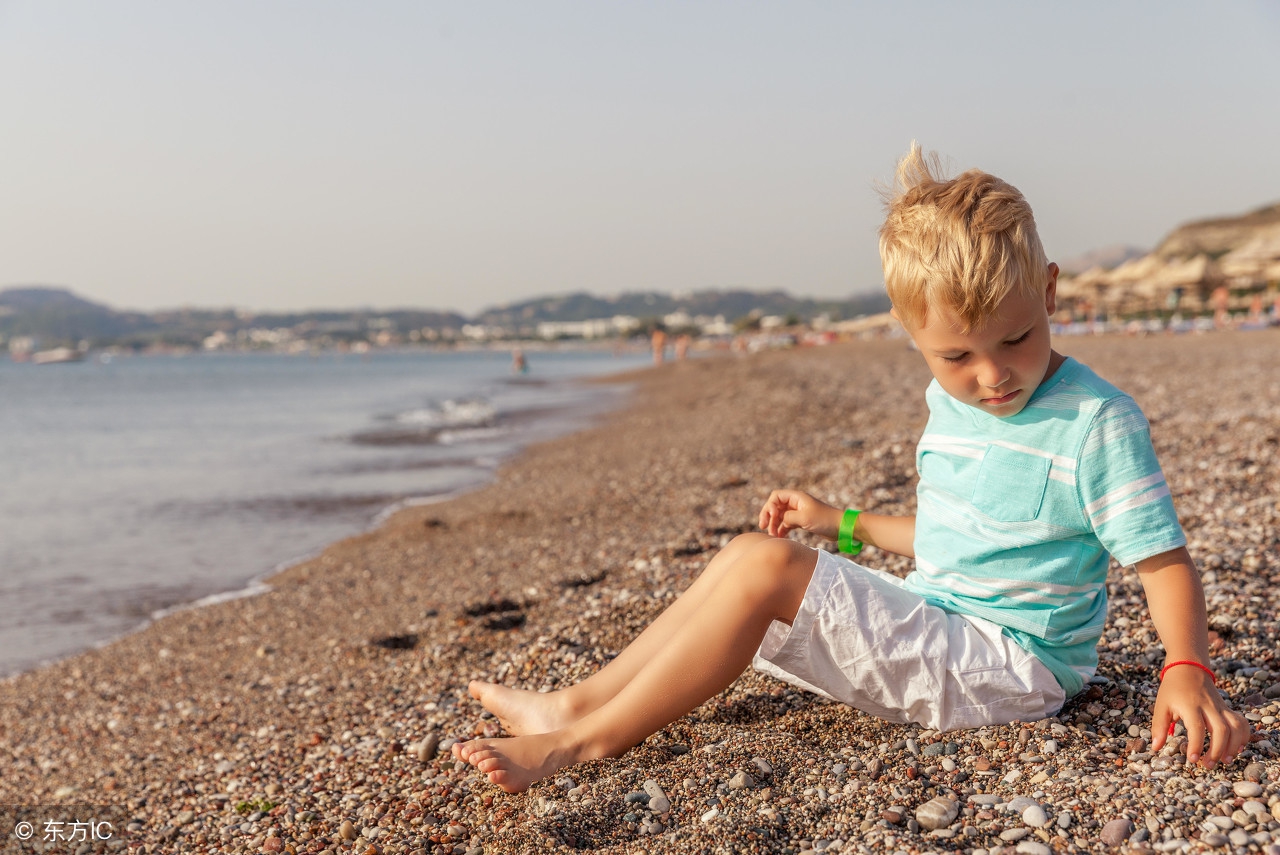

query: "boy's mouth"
left=980, top=390, right=1021, bottom=406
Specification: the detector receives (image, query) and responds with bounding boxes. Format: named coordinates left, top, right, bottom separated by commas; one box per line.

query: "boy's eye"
left=1006, top=330, right=1032, bottom=346
left=940, top=353, right=967, bottom=364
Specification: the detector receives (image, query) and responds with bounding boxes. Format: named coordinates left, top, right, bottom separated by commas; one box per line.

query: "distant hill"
left=0, top=287, right=158, bottom=346
left=1058, top=245, right=1147, bottom=275
left=475, top=289, right=890, bottom=330
left=1057, top=199, right=1280, bottom=316
left=1155, top=201, right=1280, bottom=260
left=0, top=285, right=885, bottom=349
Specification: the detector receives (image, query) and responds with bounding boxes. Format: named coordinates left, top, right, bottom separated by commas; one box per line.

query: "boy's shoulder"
left=1034, top=357, right=1136, bottom=410
left=923, top=356, right=1146, bottom=432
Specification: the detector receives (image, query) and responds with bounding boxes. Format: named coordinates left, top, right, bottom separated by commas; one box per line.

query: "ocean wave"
left=393, top=398, right=496, bottom=428
left=437, top=425, right=511, bottom=445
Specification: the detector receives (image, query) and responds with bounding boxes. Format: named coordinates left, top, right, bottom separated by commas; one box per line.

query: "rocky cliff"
left=1059, top=201, right=1280, bottom=317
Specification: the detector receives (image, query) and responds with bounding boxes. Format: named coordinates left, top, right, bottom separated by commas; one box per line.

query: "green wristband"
left=838, top=508, right=863, bottom=555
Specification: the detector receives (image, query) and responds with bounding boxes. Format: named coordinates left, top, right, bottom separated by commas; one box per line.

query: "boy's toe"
left=489, top=770, right=518, bottom=793
left=475, top=753, right=503, bottom=773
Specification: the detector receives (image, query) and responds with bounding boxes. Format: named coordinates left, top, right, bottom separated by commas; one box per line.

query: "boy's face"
left=895, top=265, right=1062, bottom=418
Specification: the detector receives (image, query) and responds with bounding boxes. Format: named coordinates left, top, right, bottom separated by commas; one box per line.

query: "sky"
left=2, top=2, right=1278, bottom=316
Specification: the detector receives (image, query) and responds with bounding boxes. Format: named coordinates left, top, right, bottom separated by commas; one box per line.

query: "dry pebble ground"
left=1, top=330, right=1278, bottom=855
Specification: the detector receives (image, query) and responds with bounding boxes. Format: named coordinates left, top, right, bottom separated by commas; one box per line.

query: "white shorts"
left=752, top=549, right=1066, bottom=732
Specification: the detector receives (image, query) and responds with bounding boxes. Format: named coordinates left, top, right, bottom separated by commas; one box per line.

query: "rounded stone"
left=915, top=796, right=959, bottom=831
left=1022, top=804, right=1050, bottom=828
left=338, top=821, right=357, bottom=841
left=729, top=771, right=756, bottom=789
left=1016, top=841, right=1051, bottom=855
left=1242, top=800, right=1268, bottom=818
left=1100, top=818, right=1134, bottom=846
left=1234, top=781, right=1263, bottom=798
left=416, top=733, right=440, bottom=762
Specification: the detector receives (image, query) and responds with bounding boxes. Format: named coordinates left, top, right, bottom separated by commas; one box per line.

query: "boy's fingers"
left=1201, top=720, right=1225, bottom=768
left=1150, top=708, right=1171, bottom=751
left=1183, top=717, right=1207, bottom=765
left=1226, top=713, right=1252, bottom=762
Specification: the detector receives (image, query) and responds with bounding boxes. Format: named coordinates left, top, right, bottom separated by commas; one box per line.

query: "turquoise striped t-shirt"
left=904, top=357, right=1186, bottom=697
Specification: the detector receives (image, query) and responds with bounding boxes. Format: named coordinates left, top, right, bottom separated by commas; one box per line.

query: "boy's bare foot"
left=451, top=731, right=586, bottom=794
left=468, top=680, right=579, bottom=735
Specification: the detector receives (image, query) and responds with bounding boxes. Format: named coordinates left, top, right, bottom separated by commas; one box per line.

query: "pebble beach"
left=2, top=329, right=1278, bottom=855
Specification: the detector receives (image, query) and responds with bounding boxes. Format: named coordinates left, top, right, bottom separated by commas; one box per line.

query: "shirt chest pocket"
left=971, top=445, right=1051, bottom=522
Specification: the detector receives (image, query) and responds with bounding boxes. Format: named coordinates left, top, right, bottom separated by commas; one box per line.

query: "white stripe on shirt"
left=1084, top=472, right=1165, bottom=516
left=1091, top=483, right=1172, bottom=527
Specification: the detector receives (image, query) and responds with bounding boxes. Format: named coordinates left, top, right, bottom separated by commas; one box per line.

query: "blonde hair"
left=879, top=142, right=1048, bottom=332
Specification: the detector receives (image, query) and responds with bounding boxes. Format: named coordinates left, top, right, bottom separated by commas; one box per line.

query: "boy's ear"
left=1044, top=263, right=1059, bottom=315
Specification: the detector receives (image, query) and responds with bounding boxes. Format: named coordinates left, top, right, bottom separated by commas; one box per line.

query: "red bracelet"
left=1159, top=660, right=1216, bottom=685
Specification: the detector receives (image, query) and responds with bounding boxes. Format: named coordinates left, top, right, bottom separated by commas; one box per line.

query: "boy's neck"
left=1042, top=349, right=1067, bottom=386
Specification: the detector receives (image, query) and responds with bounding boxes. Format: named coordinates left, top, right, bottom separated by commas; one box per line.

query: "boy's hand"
left=1149, top=664, right=1251, bottom=768
left=758, top=489, right=841, bottom=541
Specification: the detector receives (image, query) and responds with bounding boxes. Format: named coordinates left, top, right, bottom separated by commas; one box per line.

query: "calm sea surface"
left=0, top=347, right=651, bottom=677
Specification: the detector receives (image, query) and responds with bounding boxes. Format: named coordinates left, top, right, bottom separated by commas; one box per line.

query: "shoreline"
left=0, top=332, right=1277, bottom=855
left=0, top=354, right=645, bottom=681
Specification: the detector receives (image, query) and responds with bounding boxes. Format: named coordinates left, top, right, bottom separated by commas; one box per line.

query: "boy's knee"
left=726, top=532, right=770, bottom=552
left=739, top=538, right=815, bottom=594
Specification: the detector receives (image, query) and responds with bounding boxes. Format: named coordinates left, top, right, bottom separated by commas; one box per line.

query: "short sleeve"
left=1076, top=395, right=1186, bottom=567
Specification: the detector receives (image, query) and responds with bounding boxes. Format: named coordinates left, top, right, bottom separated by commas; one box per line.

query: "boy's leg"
left=455, top=537, right=818, bottom=792
left=470, top=533, right=774, bottom=734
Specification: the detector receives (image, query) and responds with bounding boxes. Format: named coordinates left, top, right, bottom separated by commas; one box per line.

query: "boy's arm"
left=1137, top=546, right=1251, bottom=767
left=759, top=489, right=916, bottom=557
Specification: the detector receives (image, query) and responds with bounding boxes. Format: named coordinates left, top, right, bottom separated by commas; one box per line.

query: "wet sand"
left=1, top=330, right=1277, bottom=854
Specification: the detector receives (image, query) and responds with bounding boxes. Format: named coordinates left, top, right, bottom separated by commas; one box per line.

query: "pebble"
left=643, top=779, right=667, bottom=801
left=1015, top=841, right=1051, bottom=855
left=752, top=757, right=773, bottom=777
left=1241, top=800, right=1266, bottom=816
left=1021, top=804, right=1049, bottom=828
left=915, top=796, right=958, bottom=830
left=338, top=821, right=357, bottom=841
left=700, top=807, right=719, bottom=823
left=1234, top=780, right=1263, bottom=798
left=1101, top=818, right=1134, bottom=845
left=728, top=771, right=755, bottom=789
left=648, top=795, right=671, bottom=814
left=416, top=732, right=440, bottom=762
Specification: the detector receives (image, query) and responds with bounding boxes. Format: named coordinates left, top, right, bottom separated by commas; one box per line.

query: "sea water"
left=0, top=347, right=651, bottom=677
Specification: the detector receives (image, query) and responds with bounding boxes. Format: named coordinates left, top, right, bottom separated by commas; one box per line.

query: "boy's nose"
left=978, top=361, right=1010, bottom=389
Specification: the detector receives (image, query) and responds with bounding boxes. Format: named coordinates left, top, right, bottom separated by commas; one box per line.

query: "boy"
left=454, top=144, right=1251, bottom=793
